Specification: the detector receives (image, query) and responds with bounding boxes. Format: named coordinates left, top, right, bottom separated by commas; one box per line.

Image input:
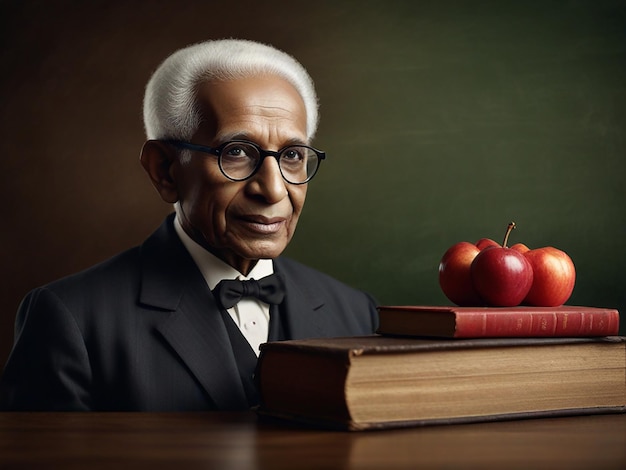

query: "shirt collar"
left=173, top=214, right=274, bottom=290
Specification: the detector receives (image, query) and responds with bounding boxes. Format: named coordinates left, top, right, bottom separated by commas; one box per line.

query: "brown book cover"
left=376, top=305, right=620, bottom=338
left=256, top=335, right=626, bottom=431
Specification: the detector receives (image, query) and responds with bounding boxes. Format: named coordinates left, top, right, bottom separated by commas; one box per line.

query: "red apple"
left=523, top=247, right=576, bottom=306
left=510, top=243, right=530, bottom=253
left=470, top=223, right=534, bottom=307
left=475, top=238, right=500, bottom=250
left=438, top=242, right=483, bottom=306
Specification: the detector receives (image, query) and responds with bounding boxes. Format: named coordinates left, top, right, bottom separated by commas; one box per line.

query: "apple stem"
left=502, top=222, right=516, bottom=247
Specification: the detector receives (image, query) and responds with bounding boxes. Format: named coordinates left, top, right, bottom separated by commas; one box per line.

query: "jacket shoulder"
left=42, top=247, right=141, bottom=299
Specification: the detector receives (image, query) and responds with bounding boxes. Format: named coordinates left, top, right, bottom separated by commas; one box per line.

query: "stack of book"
left=256, top=306, right=625, bottom=430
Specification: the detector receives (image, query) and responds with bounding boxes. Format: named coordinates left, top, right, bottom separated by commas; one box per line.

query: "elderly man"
left=0, top=39, right=378, bottom=411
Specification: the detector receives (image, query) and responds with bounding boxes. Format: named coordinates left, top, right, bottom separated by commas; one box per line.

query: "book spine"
left=256, top=348, right=354, bottom=422
left=455, top=310, right=619, bottom=337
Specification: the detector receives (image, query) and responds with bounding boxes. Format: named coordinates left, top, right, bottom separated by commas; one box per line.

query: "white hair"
left=143, top=39, right=319, bottom=142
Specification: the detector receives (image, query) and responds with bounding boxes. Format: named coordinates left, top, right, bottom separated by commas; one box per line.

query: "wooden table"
left=1, top=412, right=625, bottom=469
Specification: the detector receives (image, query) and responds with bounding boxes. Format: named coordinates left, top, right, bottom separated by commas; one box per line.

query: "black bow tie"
left=213, top=273, right=286, bottom=310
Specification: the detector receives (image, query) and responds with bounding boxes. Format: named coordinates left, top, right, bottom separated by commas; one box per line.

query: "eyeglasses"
left=166, top=139, right=326, bottom=185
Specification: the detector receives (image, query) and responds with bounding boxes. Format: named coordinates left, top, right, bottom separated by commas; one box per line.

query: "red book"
left=376, top=305, right=620, bottom=338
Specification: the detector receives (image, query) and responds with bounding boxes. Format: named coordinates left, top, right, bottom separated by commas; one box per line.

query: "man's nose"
left=247, top=156, right=289, bottom=203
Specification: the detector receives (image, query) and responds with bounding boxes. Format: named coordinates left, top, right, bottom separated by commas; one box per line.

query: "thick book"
left=256, top=335, right=626, bottom=431
left=376, top=305, right=620, bottom=338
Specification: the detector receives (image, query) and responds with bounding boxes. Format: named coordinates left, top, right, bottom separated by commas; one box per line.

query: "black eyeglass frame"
left=165, top=139, right=326, bottom=185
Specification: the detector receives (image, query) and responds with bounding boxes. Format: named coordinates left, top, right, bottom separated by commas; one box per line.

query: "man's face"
left=173, top=75, right=309, bottom=274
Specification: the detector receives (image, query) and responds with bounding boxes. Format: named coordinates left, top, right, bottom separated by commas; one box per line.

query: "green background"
left=1, top=0, right=625, bottom=366
left=284, top=0, right=626, bottom=318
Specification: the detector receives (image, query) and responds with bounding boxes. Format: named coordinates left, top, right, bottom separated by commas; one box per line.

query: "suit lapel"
left=156, top=287, right=249, bottom=409
left=138, top=215, right=248, bottom=409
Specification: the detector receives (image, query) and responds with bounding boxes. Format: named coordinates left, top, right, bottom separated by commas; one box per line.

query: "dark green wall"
left=284, top=1, right=626, bottom=328
left=1, top=0, right=625, bottom=367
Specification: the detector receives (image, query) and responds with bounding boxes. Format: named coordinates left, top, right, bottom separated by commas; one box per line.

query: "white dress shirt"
left=173, top=216, right=273, bottom=356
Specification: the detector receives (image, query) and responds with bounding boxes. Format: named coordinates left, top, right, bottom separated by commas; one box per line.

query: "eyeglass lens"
left=219, top=142, right=318, bottom=183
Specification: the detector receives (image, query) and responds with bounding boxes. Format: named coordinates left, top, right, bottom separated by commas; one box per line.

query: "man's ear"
left=140, top=140, right=179, bottom=203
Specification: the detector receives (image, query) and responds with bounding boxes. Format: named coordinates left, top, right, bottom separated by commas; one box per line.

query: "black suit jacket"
left=0, top=215, right=378, bottom=411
